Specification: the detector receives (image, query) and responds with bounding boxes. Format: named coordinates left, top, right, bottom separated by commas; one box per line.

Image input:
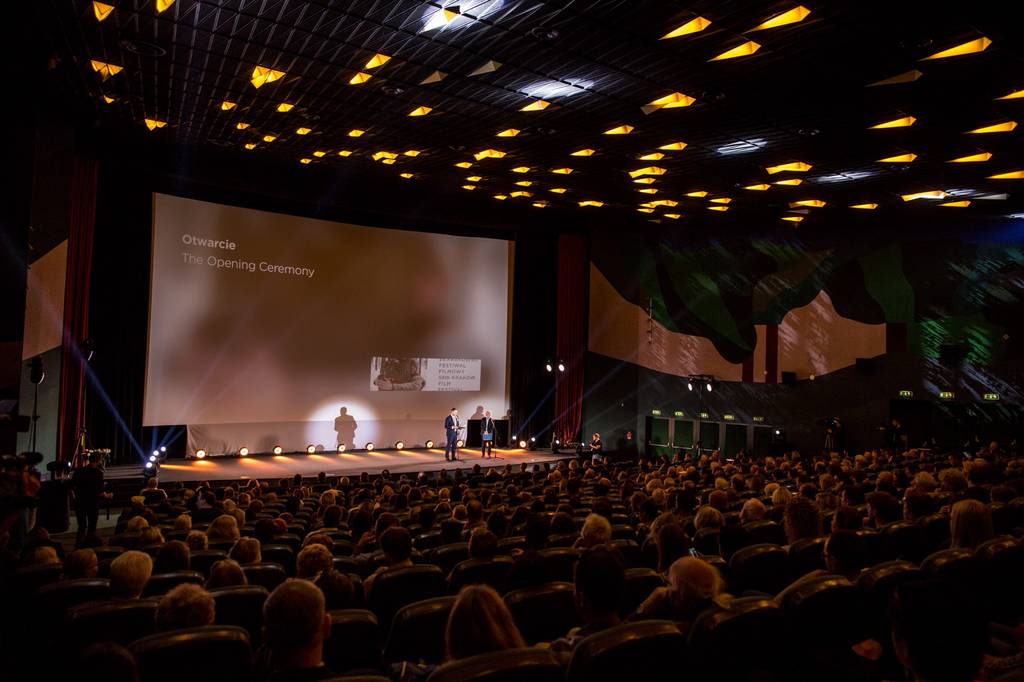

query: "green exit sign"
left=699, top=412, right=710, bottom=419
left=983, top=393, right=1000, bottom=401
left=723, top=414, right=736, bottom=421
left=752, top=416, right=765, bottom=423
left=651, top=409, right=662, bottom=416
left=673, top=411, right=684, bottom=417
left=939, top=391, right=955, bottom=400
left=899, top=390, right=914, bottom=398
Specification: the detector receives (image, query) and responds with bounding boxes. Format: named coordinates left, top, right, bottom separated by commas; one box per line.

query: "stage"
left=105, top=447, right=572, bottom=483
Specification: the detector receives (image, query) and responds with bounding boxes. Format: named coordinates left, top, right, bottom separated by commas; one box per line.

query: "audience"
left=550, top=546, right=626, bottom=651
left=110, top=550, right=153, bottom=600
left=153, top=540, right=190, bottom=573
left=206, top=558, right=247, bottom=589
left=63, top=548, right=98, bottom=579
left=229, top=536, right=262, bottom=565
left=635, top=557, right=728, bottom=633
left=950, top=498, right=994, bottom=549
left=155, top=583, right=216, bottom=631
left=261, top=580, right=334, bottom=681
left=575, top=513, right=612, bottom=549
left=363, top=526, right=413, bottom=596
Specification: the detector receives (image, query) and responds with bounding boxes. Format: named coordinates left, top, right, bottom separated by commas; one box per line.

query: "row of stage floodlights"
left=189, top=435, right=549, bottom=459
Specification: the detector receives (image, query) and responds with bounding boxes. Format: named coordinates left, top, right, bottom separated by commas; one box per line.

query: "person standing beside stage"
left=445, top=407, right=461, bottom=462
left=480, top=410, right=495, bottom=459
left=71, top=452, right=109, bottom=547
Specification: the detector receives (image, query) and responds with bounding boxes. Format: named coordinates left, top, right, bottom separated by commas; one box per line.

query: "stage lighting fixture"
left=366, top=442, right=375, bottom=451
left=545, top=362, right=553, bottom=373
left=395, top=441, right=405, bottom=450
left=706, top=382, right=713, bottom=392
left=425, top=440, right=435, bottom=448
left=456, top=439, right=465, bottom=448
left=273, top=446, right=283, bottom=455
left=687, top=381, right=694, bottom=391
left=195, top=449, right=207, bottom=459
left=775, top=429, right=782, bottom=435
left=149, top=454, right=157, bottom=463
left=337, top=444, right=346, bottom=453
left=239, top=447, right=249, bottom=457
left=557, top=362, right=566, bottom=372
left=145, top=461, right=153, bottom=469
left=519, top=439, right=527, bottom=448
left=306, top=445, right=316, bottom=454
left=152, top=450, right=160, bottom=457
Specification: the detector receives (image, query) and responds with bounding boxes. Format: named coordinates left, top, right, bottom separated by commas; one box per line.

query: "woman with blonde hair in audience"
left=138, top=526, right=165, bottom=548
left=172, top=514, right=192, bottom=532
left=125, top=516, right=149, bottom=534
left=229, top=536, right=261, bottom=565
left=950, top=499, right=994, bottom=550
left=772, top=485, right=794, bottom=508
left=185, top=530, right=209, bottom=551
left=446, top=584, right=526, bottom=661
left=635, top=557, right=729, bottom=632
left=206, top=514, right=240, bottom=542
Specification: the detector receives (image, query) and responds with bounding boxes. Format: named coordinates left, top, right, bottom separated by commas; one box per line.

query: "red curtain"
left=554, top=234, right=588, bottom=443
left=57, top=158, right=97, bottom=463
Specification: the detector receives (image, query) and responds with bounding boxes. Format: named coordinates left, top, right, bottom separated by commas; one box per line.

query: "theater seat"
left=326, top=609, right=384, bottom=674
left=742, top=519, right=787, bottom=546
left=333, top=555, right=370, bottom=578
left=879, top=521, right=925, bottom=562
left=259, top=545, right=295, bottom=575
left=496, top=536, right=526, bottom=555
left=448, top=556, right=514, bottom=594
left=384, top=596, right=456, bottom=664
left=210, top=585, right=268, bottom=645
left=36, top=578, right=110, bottom=626
left=432, top=543, right=470, bottom=577
left=545, top=533, right=578, bottom=548
left=426, top=648, right=564, bottom=682
left=12, top=563, right=63, bottom=593
left=692, top=528, right=721, bottom=556
left=728, top=544, right=789, bottom=595
left=504, top=581, right=579, bottom=645
left=610, top=525, right=636, bottom=542
left=787, top=537, right=826, bottom=578
left=566, top=620, right=685, bottom=682
left=977, top=537, right=1024, bottom=623
left=68, top=598, right=160, bottom=648
left=189, top=550, right=227, bottom=577
left=688, top=596, right=786, bottom=679
left=415, top=531, right=443, bottom=552
left=778, top=574, right=868, bottom=646
left=242, top=562, right=287, bottom=591
left=610, top=539, right=641, bottom=568
left=918, top=513, right=950, bottom=554
left=856, top=560, right=922, bottom=639
left=921, top=548, right=983, bottom=589
left=368, top=564, right=446, bottom=630
left=143, top=570, right=204, bottom=597
left=131, top=625, right=252, bottom=682
left=537, top=547, right=579, bottom=583
left=621, top=568, right=664, bottom=615
left=331, top=540, right=355, bottom=556
left=95, top=546, right=125, bottom=561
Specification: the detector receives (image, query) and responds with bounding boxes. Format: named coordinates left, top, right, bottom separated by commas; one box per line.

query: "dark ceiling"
left=35, top=0, right=1024, bottom=227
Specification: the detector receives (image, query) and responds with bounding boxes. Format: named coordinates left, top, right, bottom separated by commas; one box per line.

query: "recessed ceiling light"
left=408, top=106, right=432, bottom=116
left=579, top=200, right=604, bottom=207
left=251, top=66, right=285, bottom=88
left=236, top=122, right=250, bottom=130
left=348, top=129, right=365, bottom=137
left=948, top=152, right=992, bottom=163
left=372, top=151, right=398, bottom=161
left=313, top=150, right=326, bottom=157
left=521, top=100, right=551, bottom=112
left=710, top=41, right=761, bottom=61
left=967, top=121, right=1017, bottom=134
left=421, top=70, right=446, bottom=84
left=144, top=118, right=167, bottom=131
left=633, top=178, right=656, bottom=185
left=921, top=36, right=992, bottom=60
left=156, top=0, right=175, bottom=12
left=244, top=143, right=256, bottom=150
left=510, top=191, right=532, bottom=198
left=751, top=5, right=811, bottom=31
left=466, top=176, right=482, bottom=182
left=400, top=173, right=414, bottom=179
left=708, top=206, right=730, bottom=211
left=604, top=125, right=634, bottom=135
left=220, top=101, right=236, bottom=111
left=515, top=181, right=533, bottom=187
left=867, top=70, right=923, bottom=87
left=628, top=166, right=666, bottom=178
left=532, top=201, right=549, bottom=208
left=988, top=170, right=1024, bottom=179
left=93, top=2, right=114, bottom=21
left=338, top=150, right=353, bottom=157
left=469, top=60, right=501, bottom=76
left=661, top=16, right=711, bottom=39
left=659, top=141, right=688, bottom=151
left=850, top=203, right=878, bottom=210
left=782, top=216, right=803, bottom=223
left=571, top=148, right=595, bottom=156
left=276, top=102, right=294, bottom=112
left=422, top=5, right=461, bottom=31
left=939, top=200, right=971, bottom=207
left=664, top=213, right=682, bottom=219
left=462, top=185, right=477, bottom=190
left=550, top=188, right=568, bottom=193
left=870, top=116, right=916, bottom=129
left=102, top=95, right=115, bottom=104
left=494, top=194, right=508, bottom=200
left=649, top=200, right=678, bottom=207
left=717, top=138, right=767, bottom=155
left=350, top=72, right=372, bottom=85
left=638, top=207, right=655, bottom=213
left=878, top=153, right=917, bottom=163
left=765, top=161, right=812, bottom=174
left=551, top=167, right=573, bottom=174
left=638, top=188, right=659, bottom=194
left=364, top=53, right=391, bottom=69
left=299, top=158, right=312, bottom=164
left=638, top=152, right=665, bottom=161
left=710, top=197, right=732, bottom=204
left=511, top=166, right=531, bottom=173
left=403, top=150, right=421, bottom=157
left=744, top=184, right=770, bottom=190
left=774, top=178, right=803, bottom=186
left=455, top=161, right=473, bottom=168
left=474, top=149, right=506, bottom=160
left=996, top=89, right=1024, bottom=101
left=295, top=127, right=311, bottom=135
left=901, top=190, right=946, bottom=201
left=91, top=59, right=123, bottom=80
left=685, top=191, right=708, bottom=198
left=643, top=92, right=695, bottom=114
left=497, top=129, right=520, bottom=137
left=790, top=199, right=826, bottom=208
left=261, top=134, right=276, bottom=142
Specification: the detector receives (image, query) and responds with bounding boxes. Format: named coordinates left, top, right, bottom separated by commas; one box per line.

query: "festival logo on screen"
left=370, top=357, right=481, bottom=391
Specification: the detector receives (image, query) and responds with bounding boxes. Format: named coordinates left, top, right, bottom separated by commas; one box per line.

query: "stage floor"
left=106, top=447, right=569, bottom=482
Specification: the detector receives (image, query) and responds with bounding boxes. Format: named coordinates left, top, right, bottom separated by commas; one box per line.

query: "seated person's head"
left=155, top=583, right=215, bottom=631
left=185, top=530, right=208, bottom=551
left=110, top=551, right=153, bottom=599
left=228, top=537, right=261, bottom=565
left=302, top=533, right=334, bottom=552
left=263, top=579, right=330, bottom=669
left=468, top=528, right=499, bottom=560
left=378, top=526, right=413, bottom=567
left=78, top=643, right=138, bottom=682
left=891, top=581, right=985, bottom=682
left=950, top=499, right=994, bottom=550
left=206, top=559, right=247, bottom=590
left=524, top=513, right=549, bottom=550
left=783, top=498, right=822, bottom=543
left=740, top=498, right=766, bottom=524
left=866, top=491, right=901, bottom=526
left=549, top=511, right=576, bottom=536
left=153, top=540, right=190, bottom=573
left=824, top=530, right=867, bottom=579
left=446, top=584, right=526, bottom=661
left=694, top=505, right=725, bottom=531
left=296, top=543, right=334, bottom=579
left=707, top=489, right=730, bottom=512
left=125, top=516, right=149, bottom=534
left=666, top=557, right=726, bottom=620
left=207, top=514, right=240, bottom=542
left=831, top=505, right=863, bottom=532
left=902, top=489, right=936, bottom=522
left=655, top=523, right=690, bottom=574
left=137, top=526, right=164, bottom=548
left=64, top=549, right=98, bottom=579
left=322, top=505, right=343, bottom=528
left=578, top=513, right=612, bottom=548
left=574, top=546, right=626, bottom=622
left=314, top=569, right=355, bottom=610
left=172, top=514, right=193, bottom=531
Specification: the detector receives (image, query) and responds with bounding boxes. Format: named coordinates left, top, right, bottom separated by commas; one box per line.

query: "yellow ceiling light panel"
left=710, top=197, right=732, bottom=204
left=349, top=72, right=372, bottom=85
left=403, top=150, right=421, bottom=157
left=571, top=148, right=595, bottom=156
left=313, top=151, right=326, bottom=157
left=639, top=152, right=665, bottom=161
left=347, top=129, right=365, bottom=137
left=549, top=187, right=568, bottom=194
left=710, top=41, right=761, bottom=61
left=773, top=178, right=803, bottom=185
left=633, top=178, right=656, bottom=185
left=220, top=100, right=237, bottom=111
left=867, top=70, right=924, bottom=87
left=628, top=166, right=667, bottom=178
left=520, top=99, right=551, bottom=112
left=685, top=191, right=708, bottom=197
left=967, top=121, right=1017, bottom=134
left=511, top=166, right=531, bottom=173
left=276, top=102, right=294, bottom=112
left=91, top=60, right=123, bottom=80
left=462, top=185, right=477, bottom=191
left=850, top=203, right=878, bottom=210
left=236, top=122, right=250, bottom=130
left=421, top=70, right=446, bottom=84
left=870, top=116, right=916, bottom=129
left=144, top=118, right=167, bottom=131
left=604, top=125, right=634, bottom=135
left=400, top=173, right=414, bottom=179
left=251, top=66, right=285, bottom=88
left=752, top=5, right=811, bottom=31
left=996, top=89, right=1024, bottom=101
left=664, top=213, right=682, bottom=219
left=921, top=36, right=991, bottom=60
left=948, top=152, right=992, bottom=163
left=643, top=92, right=696, bottom=114
left=156, top=0, right=175, bottom=12
left=515, top=181, right=533, bottom=187
left=510, top=191, right=532, bottom=198
left=658, top=141, right=688, bottom=151
left=790, top=199, right=826, bottom=208
left=579, top=200, right=604, bottom=207
left=940, top=200, right=971, bottom=207
left=295, top=127, right=312, bottom=135
left=708, top=206, right=730, bottom=211
left=878, top=153, right=917, bottom=162
left=466, top=176, right=482, bottom=182
left=551, top=167, right=574, bottom=174
left=244, top=143, right=256, bottom=150
left=494, top=194, right=508, bottom=200
left=102, top=95, right=115, bottom=104
left=662, top=16, right=711, bottom=39
left=901, top=190, right=947, bottom=201
left=765, top=161, right=812, bottom=174
left=408, top=106, right=433, bottom=117
left=372, top=151, right=398, bottom=161
left=651, top=200, right=678, bottom=207
left=988, top=170, right=1024, bottom=179
left=638, top=207, right=655, bottom=213
left=637, top=188, right=659, bottom=194
left=455, top=161, right=473, bottom=168
left=262, top=134, right=276, bottom=142
left=744, top=183, right=770, bottom=190
left=299, top=158, right=312, bottom=165
left=532, top=201, right=549, bottom=208
left=93, top=2, right=114, bottom=21
left=782, top=216, right=804, bottom=223
left=337, top=150, right=354, bottom=157
left=364, top=53, right=391, bottom=69
left=381, top=159, right=396, bottom=165
left=496, top=129, right=520, bottom=137
left=473, top=149, right=507, bottom=160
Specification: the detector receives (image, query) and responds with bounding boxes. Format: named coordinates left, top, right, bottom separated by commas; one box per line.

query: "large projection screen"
left=144, top=194, right=511, bottom=454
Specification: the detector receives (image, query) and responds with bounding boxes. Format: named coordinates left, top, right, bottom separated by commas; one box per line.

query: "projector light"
left=149, top=454, right=157, bottom=462
left=425, top=440, right=435, bottom=449
left=272, top=446, right=283, bottom=455
left=519, top=440, right=527, bottom=448
left=239, top=447, right=249, bottom=457
left=337, top=444, right=346, bottom=453
left=195, top=449, right=207, bottom=459
left=545, top=362, right=553, bottom=372
left=395, top=441, right=405, bottom=450
left=306, top=445, right=316, bottom=454
left=557, top=362, right=566, bottom=372
left=366, top=442, right=375, bottom=451
left=530, top=437, right=536, bottom=442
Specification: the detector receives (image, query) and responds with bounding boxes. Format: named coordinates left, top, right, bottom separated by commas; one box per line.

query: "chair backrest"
left=432, top=543, right=470, bottom=576
left=688, top=596, right=786, bottom=677
left=426, top=648, right=565, bottom=682
left=566, top=620, right=686, bottom=682
left=918, top=513, right=951, bottom=554
left=13, top=563, right=63, bottom=593
left=787, top=537, right=826, bottom=578
left=415, top=531, right=443, bottom=552
left=143, top=570, right=204, bottom=597
left=36, top=578, right=111, bottom=623
left=977, top=537, right=1024, bottom=622
left=728, top=543, right=789, bottom=595
left=610, top=539, right=641, bottom=568
left=368, top=564, right=447, bottom=630
left=692, top=528, right=721, bottom=556
left=537, top=547, right=580, bottom=583
left=242, top=562, right=287, bottom=591
left=68, top=598, right=161, bottom=648
left=448, top=557, right=514, bottom=594
left=189, top=550, right=228, bottom=577
left=545, top=533, right=577, bottom=548
left=332, top=555, right=370, bottom=578
left=879, top=521, right=925, bottom=562
left=131, top=625, right=252, bottom=682
left=778, top=574, right=868, bottom=646
left=742, top=520, right=787, bottom=546
left=259, top=544, right=296, bottom=575
left=384, top=595, right=456, bottom=664
left=504, top=581, right=579, bottom=645
left=326, top=609, right=384, bottom=674
left=621, top=568, right=665, bottom=616
left=496, top=536, right=526, bottom=555
left=210, top=585, right=268, bottom=646
left=921, top=548, right=984, bottom=597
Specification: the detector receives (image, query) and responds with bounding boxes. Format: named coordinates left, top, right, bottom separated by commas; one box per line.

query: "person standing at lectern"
left=480, top=411, right=495, bottom=459
left=444, top=408, right=461, bottom=462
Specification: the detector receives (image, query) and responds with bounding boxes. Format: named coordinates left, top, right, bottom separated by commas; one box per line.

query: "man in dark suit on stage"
left=480, top=410, right=495, bottom=459
left=444, top=407, right=461, bottom=462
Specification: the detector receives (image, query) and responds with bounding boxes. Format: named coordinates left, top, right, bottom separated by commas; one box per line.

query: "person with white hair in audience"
left=155, top=583, right=215, bottom=631
left=110, top=551, right=153, bottom=600
left=574, top=513, right=611, bottom=549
